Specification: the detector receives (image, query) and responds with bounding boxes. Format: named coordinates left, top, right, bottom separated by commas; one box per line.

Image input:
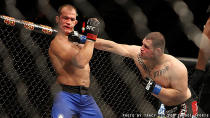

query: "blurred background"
left=0, top=0, right=209, bottom=57
left=0, top=0, right=210, bottom=118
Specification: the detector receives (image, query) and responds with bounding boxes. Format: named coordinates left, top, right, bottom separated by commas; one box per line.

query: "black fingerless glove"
left=141, top=77, right=162, bottom=95
left=68, top=31, right=87, bottom=44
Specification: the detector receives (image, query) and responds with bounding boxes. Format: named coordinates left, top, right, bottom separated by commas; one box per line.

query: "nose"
left=66, top=20, right=71, bottom=25
left=66, top=21, right=73, bottom=28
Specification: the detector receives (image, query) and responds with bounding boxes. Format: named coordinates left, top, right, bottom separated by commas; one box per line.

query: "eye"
left=142, top=44, right=148, bottom=49
left=62, top=16, right=68, bottom=20
left=70, top=18, right=76, bottom=21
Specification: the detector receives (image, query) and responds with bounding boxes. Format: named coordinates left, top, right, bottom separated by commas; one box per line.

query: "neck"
left=147, top=54, right=164, bottom=69
left=57, top=28, right=72, bottom=36
left=57, top=32, right=68, bottom=39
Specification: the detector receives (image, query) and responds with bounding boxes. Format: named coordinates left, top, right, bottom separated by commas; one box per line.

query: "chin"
left=140, top=55, right=148, bottom=60
left=141, top=57, right=146, bottom=60
left=140, top=53, right=144, bottom=58
left=64, top=31, right=72, bottom=35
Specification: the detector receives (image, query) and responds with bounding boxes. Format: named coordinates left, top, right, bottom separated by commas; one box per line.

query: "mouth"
left=64, top=26, right=73, bottom=30
left=140, top=52, right=143, bottom=56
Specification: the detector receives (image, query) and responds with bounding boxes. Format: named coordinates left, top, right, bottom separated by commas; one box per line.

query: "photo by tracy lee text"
left=122, top=113, right=157, bottom=118
left=122, top=113, right=209, bottom=118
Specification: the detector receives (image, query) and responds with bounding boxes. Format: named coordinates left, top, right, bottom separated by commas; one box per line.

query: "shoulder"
left=49, top=36, right=73, bottom=55
left=128, top=45, right=141, bottom=53
left=166, top=54, right=187, bottom=75
left=49, top=37, right=56, bottom=51
left=49, top=37, right=60, bottom=53
left=127, top=45, right=141, bottom=58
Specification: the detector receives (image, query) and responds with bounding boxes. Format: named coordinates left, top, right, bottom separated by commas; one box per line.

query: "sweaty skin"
left=49, top=6, right=94, bottom=88
left=94, top=37, right=191, bottom=106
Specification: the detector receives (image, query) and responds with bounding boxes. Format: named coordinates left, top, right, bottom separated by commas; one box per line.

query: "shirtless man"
left=48, top=4, right=103, bottom=118
left=95, top=32, right=198, bottom=117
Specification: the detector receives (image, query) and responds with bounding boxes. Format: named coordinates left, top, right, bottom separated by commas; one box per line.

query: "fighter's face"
left=140, top=38, right=155, bottom=59
left=56, top=7, right=78, bottom=35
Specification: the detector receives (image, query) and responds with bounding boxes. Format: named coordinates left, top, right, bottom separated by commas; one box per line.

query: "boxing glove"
left=68, top=31, right=87, bottom=44
left=85, top=18, right=100, bottom=41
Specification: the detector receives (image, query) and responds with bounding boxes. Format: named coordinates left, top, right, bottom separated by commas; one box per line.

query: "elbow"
left=156, top=89, right=187, bottom=106
left=123, top=52, right=131, bottom=57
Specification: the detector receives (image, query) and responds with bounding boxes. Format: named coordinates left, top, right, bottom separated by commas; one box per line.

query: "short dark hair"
left=145, top=32, right=165, bottom=52
left=58, top=4, right=78, bottom=16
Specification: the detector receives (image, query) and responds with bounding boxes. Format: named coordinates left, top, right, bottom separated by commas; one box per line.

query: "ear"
left=155, top=48, right=162, bottom=56
left=56, top=16, right=59, bottom=24
left=75, top=19, right=78, bottom=25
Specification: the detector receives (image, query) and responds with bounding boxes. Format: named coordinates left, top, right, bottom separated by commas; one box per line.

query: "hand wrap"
left=142, top=77, right=162, bottom=95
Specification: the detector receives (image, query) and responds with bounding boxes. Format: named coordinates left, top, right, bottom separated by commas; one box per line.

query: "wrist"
left=194, top=68, right=205, bottom=73
left=152, top=84, right=162, bottom=95
left=85, top=40, right=95, bottom=44
left=79, top=35, right=87, bottom=43
left=195, top=66, right=206, bottom=71
left=195, top=63, right=206, bottom=71
left=87, top=33, right=97, bottom=41
left=144, top=77, right=162, bottom=95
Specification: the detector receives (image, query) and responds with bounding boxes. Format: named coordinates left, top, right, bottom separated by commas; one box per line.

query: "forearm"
left=196, top=49, right=209, bottom=70
left=142, top=77, right=186, bottom=106
left=95, top=38, right=115, bottom=50
left=95, top=38, right=131, bottom=57
left=197, top=17, right=210, bottom=70
left=153, top=88, right=186, bottom=106
left=73, top=40, right=95, bottom=68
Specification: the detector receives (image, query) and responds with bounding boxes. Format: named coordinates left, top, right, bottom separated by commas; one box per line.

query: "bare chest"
left=149, top=67, right=170, bottom=87
left=71, top=42, right=82, bottom=50
left=135, top=56, right=171, bottom=87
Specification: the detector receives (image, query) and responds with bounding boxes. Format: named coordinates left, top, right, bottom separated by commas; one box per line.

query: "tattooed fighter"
left=95, top=32, right=198, bottom=117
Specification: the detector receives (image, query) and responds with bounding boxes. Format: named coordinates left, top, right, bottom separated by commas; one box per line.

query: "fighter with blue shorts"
left=49, top=4, right=103, bottom=118
left=52, top=85, right=102, bottom=118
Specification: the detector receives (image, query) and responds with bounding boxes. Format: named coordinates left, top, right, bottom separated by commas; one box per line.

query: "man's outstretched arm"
left=95, top=38, right=140, bottom=58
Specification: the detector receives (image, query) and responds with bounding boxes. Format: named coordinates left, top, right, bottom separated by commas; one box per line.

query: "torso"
left=134, top=50, right=191, bottom=105
left=135, top=54, right=171, bottom=88
left=49, top=34, right=90, bottom=87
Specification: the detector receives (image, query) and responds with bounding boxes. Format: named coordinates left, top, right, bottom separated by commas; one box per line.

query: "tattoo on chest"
left=153, top=66, right=169, bottom=78
left=137, top=53, right=151, bottom=74
left=137, top=53, right=169, bottom=78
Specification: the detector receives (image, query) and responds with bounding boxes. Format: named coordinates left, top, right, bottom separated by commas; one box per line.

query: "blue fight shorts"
left=51, top=85, right=103, bottom=118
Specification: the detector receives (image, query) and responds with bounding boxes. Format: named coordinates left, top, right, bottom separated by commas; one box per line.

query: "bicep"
left=170, top=66, right=188, bottom=92
left=121, top=45, right=141, bottom=58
